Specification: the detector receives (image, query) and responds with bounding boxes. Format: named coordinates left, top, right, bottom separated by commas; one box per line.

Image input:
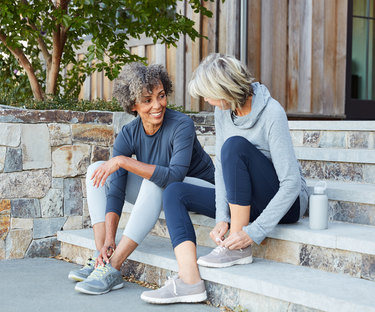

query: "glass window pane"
left=353, top=0, right=368, bottom=17
left=351, top=17, right=375, bottom=100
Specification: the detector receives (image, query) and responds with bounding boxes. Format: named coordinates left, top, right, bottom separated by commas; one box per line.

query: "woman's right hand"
left=210, top=221, right=229, bottom=245
left=96, top=241, right=116, bottom=267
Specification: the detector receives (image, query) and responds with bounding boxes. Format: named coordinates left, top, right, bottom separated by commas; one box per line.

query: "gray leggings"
left=86, top=161, right=214, bottom=245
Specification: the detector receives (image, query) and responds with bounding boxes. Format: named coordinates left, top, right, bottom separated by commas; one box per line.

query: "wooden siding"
left=74, top=0, right=348, bottom=118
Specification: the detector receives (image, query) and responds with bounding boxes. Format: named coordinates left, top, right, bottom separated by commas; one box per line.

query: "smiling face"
left=132, top=82, right=167, bottom=135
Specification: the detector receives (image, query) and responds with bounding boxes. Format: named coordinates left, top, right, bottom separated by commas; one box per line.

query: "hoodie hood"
left=230, top=82, right=271, bottom=129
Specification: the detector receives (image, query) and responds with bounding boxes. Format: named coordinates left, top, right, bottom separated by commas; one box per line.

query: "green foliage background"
left=0, top=0, right=214, bottom=108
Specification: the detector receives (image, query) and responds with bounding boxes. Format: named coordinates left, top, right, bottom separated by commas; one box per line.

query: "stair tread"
left=121, top=205, right=375, bottom=255
left=305, top=178, right=375, bottom=204
left=57, top=230, right=375, bottom=312
left=288, top=120, right=375, bottom=131
left=294, top=146, right=375, bottom=164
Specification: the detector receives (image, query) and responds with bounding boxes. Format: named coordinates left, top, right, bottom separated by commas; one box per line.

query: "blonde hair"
left=188, top=53, right=254, bottom=111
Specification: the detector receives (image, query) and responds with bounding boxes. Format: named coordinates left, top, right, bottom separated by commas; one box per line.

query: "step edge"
left=294, top=147, right=375, bottom=164
left=59, top=233, right=375, bottom=312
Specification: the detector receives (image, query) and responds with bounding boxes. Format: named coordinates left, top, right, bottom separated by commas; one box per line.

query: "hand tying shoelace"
left=213, top=245, right=227, bottom=254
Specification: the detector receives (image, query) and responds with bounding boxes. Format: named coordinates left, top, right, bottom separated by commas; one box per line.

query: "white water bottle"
left=309, top=181, right=328, bottom=230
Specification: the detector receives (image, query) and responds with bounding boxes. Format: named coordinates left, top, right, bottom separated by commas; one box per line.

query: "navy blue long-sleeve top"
left=106, top=108, right=215, bottom=217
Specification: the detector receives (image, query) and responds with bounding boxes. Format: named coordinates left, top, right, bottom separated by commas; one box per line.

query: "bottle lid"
left=314, top=181, right=327, bottom=194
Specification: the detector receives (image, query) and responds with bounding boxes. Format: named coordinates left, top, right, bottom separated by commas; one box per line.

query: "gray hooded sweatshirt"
left=214, top=82, right=308, bottom=244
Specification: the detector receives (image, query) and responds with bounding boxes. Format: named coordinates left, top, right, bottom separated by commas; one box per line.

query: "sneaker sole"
left=68, top=273, right=86, bottom=282
left=197, top=255, right=253, bottom=268
left=140, top=291, right=207, bottom=304
left=75, top=282, right=124, bottom=295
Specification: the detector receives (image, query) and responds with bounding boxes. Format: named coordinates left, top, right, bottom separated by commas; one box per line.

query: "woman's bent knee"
left=86, top=161, right=106, bottom=180
left=221, top=136, right=250, bottom=161
left=163, top=182, right=185, bottom=211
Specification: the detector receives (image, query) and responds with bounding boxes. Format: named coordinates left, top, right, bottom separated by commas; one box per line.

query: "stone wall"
left=0, top=108, right=136, bottom=259
left=0, top=108, right=215, bottom=260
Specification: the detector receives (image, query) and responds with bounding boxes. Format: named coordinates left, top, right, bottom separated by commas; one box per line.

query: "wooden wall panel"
left=261, top=0, right=288, bottom=108
left=247, top=0, right=261, bottom=82
left=287, top=0, right=312, bottom=113
left=76, top=0, right=348, bottom=117
left=185, top=3, right=201, bottom=112
left=311, top=0, right=325, bottom=114
left=335, top=0, right=348, bottom=116
left=322, top=0, right=337, bottom=115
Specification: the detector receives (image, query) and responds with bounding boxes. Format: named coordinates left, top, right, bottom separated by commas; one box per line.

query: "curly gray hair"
left=113, top=62, right=173, bottom=116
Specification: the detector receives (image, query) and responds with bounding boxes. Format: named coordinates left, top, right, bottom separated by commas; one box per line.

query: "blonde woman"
left=141, top=53, right=308, bottom=304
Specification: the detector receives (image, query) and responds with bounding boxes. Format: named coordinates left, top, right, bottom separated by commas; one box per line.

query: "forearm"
left=116, top=155, right=156, bottom=180
left=104, top=212, right=120, bottom=245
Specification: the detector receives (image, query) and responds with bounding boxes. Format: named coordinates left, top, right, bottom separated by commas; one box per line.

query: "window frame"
left=345, top=0, right=375, bottom=120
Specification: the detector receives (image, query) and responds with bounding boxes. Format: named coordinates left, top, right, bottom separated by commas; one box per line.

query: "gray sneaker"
left=141, top=275, right=207, bottom=304
left=74, top=263, right=124, bottom=295
left=68, top=257, right=96, bottom=282
left=197, top=245, right=253, bottom=268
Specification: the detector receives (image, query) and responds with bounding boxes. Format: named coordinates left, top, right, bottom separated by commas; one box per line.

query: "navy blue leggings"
left=163, top=136, right=300, bottom=248
left=221, top=136, right=300, bottom=223
left=163, top=182, right=215, bottom=248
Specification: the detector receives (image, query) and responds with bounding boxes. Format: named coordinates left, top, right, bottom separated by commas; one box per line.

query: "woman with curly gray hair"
left=69, top=62, right=215, bottom=301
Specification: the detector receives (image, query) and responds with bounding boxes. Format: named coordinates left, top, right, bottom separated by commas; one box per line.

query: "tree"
left=0, top=0, right=214, bottom=101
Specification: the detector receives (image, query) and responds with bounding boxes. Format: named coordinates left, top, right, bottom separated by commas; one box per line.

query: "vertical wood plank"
left=155, top=43, right=166, bottom=67
left=297, top=0, right=312, bottom=113
left=146, top=45, right=155, bottom=64
left=311, top=0, right=325, bottom=114
left=185, top=2, right=201, bottom=111
left=335, top=0, right=348, bottom=116
left=271, top=0, right=288, bottom=108
left=77, top=54, right=86, bottom=100
left=91, top=60, right=97, bottom=100
left=200, top=0, right=218, bottom=111
left=218, top=0, right=227, bottom=54
left=261, top=0, right=274, bottom=89
left=247, top=0, right=261, bottom=82
left=225, top=0, right=240, bottom=57
left=166, top=45, right=177, bottom=105
left=287, top=0, right=300, bottom=112
left=103, top=55, right=113, bottom=101
left=173, top=0, right=186, bottom=108
left=323, top=0, right=337, bottom=115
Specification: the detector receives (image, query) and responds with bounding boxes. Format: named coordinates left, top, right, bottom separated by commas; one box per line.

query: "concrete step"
left=305, top=179, right=375, bottom=226
left=118, top=205, right=375, bottom=282
left=57, top=230, right=375, bottom=312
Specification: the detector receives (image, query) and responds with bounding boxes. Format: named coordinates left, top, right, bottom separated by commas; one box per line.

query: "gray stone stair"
left=56, top=119, right=375, bottom=311
left=57, top=230, right=375, bottom=312
left=120, top=205, right=375, bottom=282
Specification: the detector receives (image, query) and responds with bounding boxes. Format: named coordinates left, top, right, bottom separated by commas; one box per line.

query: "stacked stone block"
left=0, top=108, right=134, bottom=259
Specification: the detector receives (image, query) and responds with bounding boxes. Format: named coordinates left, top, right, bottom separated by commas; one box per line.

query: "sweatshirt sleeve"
left=243, top=104, right=301, bottom=244
left=149, top=118, right=195, bottom=188
left=214, top=108, right=231, bottom=224
left=105, top=127, right=134, bottom=217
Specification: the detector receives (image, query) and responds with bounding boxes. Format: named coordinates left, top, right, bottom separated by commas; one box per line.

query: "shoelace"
left=89, top=264, right=110, bottom=280
left=212, top=246, right=227, bottom=254
left=163, top=276, right=178, bottom=295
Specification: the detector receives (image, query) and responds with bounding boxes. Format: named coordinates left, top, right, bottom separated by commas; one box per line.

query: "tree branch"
left=0, top=31, right=44, bottom=100
left=19, top=0, right=52, bottom=67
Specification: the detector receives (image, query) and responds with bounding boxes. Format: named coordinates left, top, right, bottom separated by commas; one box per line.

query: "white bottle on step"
left=309, top=181, right=328, bottom=230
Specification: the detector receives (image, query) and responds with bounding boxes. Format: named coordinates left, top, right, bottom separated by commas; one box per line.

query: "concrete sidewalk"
left=0, top=258, right=219, bottom=312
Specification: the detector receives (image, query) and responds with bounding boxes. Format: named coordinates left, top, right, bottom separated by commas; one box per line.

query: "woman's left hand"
left=91, top=157, right=121, bottom=187
left=222, top=230, right=253, bottom=250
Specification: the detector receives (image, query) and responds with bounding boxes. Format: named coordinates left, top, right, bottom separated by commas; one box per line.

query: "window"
left=346, top=0, right=375, bottom=119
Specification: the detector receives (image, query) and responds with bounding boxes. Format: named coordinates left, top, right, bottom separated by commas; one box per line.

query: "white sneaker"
left=197, top=245, right=253, bottom=268
left=141, top=275, right=207, bottom=304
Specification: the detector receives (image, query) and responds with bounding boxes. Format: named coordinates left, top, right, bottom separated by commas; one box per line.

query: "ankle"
left=178, top=273, right=201, bottom=285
